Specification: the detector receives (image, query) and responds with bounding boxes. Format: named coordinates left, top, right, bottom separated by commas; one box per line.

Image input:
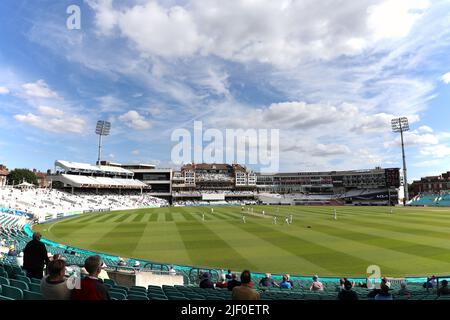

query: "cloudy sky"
left=0, top=0, right=450, bottom=180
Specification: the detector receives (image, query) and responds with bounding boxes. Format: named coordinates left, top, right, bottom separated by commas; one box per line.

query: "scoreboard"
left=385, top=168, right=400, bottom=188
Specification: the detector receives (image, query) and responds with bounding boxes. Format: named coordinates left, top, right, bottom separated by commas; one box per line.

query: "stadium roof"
left=55, top=160, right=134, bottom=175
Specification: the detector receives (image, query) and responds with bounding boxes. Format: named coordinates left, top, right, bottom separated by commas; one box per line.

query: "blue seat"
left=110, top=291, right=126, bottom=300
left=28, top=283, right=41, bottom=293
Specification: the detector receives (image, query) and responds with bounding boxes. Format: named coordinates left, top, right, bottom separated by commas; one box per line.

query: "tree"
left=7, top=169, right=38, bottom=186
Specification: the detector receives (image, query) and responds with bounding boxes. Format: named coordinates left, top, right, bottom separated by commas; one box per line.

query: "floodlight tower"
left=95, top=120, right=111, bottom=165
left=391, top=117, right=409, bottom=205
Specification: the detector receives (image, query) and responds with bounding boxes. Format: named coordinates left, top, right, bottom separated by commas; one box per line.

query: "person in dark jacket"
left=71, top=255, right=110, bottom=300
left=227, top=274, right=241, bottom=291
left=23, top=232, right=49, bottom=279
left=199, top=272, right=215, bottom=289
left=338, top=280, right=359, bottom=300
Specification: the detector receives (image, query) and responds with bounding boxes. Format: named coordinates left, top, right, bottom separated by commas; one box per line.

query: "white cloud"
left=37, top=106, right=64, bottom=117
left=96, top=95, right=126, bottom=112
left=118, top=110, right=151, bottom=130
left=367, top=0, right=431, bottom=41
left=132, top=149, right=140, bottom=155
left=442, top=72, right=450, bottom=84
left=22, top=79, right=57, bottom=98
left=420, top=145, right=450, bottom=158
left=14, top=112, right=86, bottom=134
left=0, top=86, right=10, bottom=94
left=87, top=0, right=431, bottom=67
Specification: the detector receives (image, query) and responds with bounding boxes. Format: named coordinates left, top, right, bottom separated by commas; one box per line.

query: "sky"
left=0, top=0, right=450, bottom=181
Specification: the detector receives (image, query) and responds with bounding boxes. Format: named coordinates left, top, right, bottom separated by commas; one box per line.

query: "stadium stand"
left=409, top=191, right=450, bottom=207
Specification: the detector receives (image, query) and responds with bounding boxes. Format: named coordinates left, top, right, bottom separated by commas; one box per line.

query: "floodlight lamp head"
left=391, top=117, right=409, bottom=132
left=95, top=120, right=111, bottom=136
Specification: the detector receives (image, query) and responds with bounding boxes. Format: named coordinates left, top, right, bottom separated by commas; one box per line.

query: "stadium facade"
left=410, top=171, right=450, bottom=196
left=45, top=160, right=400, bottom=206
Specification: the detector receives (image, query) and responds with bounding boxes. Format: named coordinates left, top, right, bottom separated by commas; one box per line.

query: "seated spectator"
left=232, top=270, right=260, bottom=300
left=286, top=274, right=294, bottom=288
left=424, top=275, right=437, bottom=290
left=215, top=274, right=228, bottom=289
left=437, top=280, right=450, bottom=296
left=225, top=269, right=233, bottom=280
left=71, top=255, right=110, bottom=300
left=397, top=282, right=412, bottom=298
left=259, top=273, right=277, bottom=288
left=16, top=251, right=24, bottom=267
left=64, top=247, right=70, bottom=254
left=117, top=258, right=126, bottom=267
left=199, top=272, right=215, bottom=289
left=279, top=275, right=292, bottom=289
left=227, top=274, right=241, bottom=291
left=7, top=245, right=17, bottom=256
left=375, top=283, right=393, bottom=300
left=168, top=265, right=176, bottom=275
left=309, top=275, right=324, bottom=291
left=41, top=259, right=72, bottom=300
left=338, top=280, right=359, bottom=301
left=133, top=260, right=140, bottom=269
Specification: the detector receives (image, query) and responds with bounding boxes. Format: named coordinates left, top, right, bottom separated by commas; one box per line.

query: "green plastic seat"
left=9, top=279, right=29, bottom=291
left=130, top=285, right=147, bottom=292
left=23, top=290, right=43, bottom=300
left=103, top=279, right=116, bottom=287
left=127, top=294, right=149, bottom=300
left=0, top=276, right=10, bottom=286
left=30, top=278, right=41, bottom=284
left=1, top=285, right=23, bottom=300
left=110, top=291, right=126, bottom=300
left=15, top=275, right=31, bottom=284
left=128, top=290, right=147, bottom=297
left=0, top=295, right=14, bottom=300
left=28, top=283, right=42, bottom=293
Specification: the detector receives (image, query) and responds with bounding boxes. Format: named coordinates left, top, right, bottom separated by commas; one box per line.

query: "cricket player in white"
left=333, top=208, right=337, bottom=220
left=202, top=213, right=205, bottom=221
left=242, top=215, right=246, bottom=224
left=211, top=208, right=214, bottom=213
left=289, top=214, right=293, bottom=224
left=285, top=216, right=289, bottom=225
left=273, top=216, right=277, bottom=224
left=262, top=210, right=265, bottom=216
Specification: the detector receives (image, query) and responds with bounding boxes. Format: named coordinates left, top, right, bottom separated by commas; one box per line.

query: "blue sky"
left=0, top=0, right=450, bottom=181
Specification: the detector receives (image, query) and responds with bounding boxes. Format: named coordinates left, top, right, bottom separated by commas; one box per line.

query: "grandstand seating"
left=0, top=187, right=168, bottom=221
left=409, top=192, right=450, bottom=207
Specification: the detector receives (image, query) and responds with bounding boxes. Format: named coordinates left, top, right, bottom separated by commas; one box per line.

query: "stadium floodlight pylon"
left=391, top=117, right=409, bottom=205
left=95, top=120, right=111, bottom=165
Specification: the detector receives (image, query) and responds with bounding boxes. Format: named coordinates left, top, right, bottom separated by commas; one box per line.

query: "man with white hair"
left=23, top=232, right=49, bottom=279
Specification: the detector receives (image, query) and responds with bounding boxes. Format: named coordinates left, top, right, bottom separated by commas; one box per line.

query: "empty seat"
left=1, top=285, right=23, bottom=300
left=23, top=290, right=43, bottom=300
left=110, top=291, right=126, bottom=300
left=9, top=279, right=29, bottom=291
left=127, top=294, right=149, bottom=300
left=0, top=276, right=9, bottom=286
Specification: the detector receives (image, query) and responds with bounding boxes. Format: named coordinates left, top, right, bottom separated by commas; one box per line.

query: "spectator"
left=437, top=280, right=450, bottom=296
left=40, top=259, right=72, bottom=300
left=397, top=282, right=412, bottom=298
left=259, top=273, right=277, bottom=288
left=23, top=232, right=49, bottom=279
left=168, top=265, right=176, bottom=275
left=375, top=283, right=393, bottom=300
left=225, top=269, right=233, bottom=280
left=215, top=274, right=228, bottom=289
left=279, top=275, right=292, bottom=289
left=310, top=275, right=324, bottom=291
left=227, top=274, right=241, bottom=291
left=232, top=270, right=260, bottom=300
left=64, top=247, right=70, bottom=254
left=71, top=255, right=110, bottom=300
left=338, top=280, right=359, bottom=301
left=199, top=272, right=215, bottom=289
left=286, top=274, right=294, bottom=288
left=7, top=245, right=17, bottom=257
left=16, top=251, right=24, bottom=267
left=117, top=258, right=126, bottom=267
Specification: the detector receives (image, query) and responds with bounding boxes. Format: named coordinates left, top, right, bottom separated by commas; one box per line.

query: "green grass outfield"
left=34, top=205, right=450, bottom=277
